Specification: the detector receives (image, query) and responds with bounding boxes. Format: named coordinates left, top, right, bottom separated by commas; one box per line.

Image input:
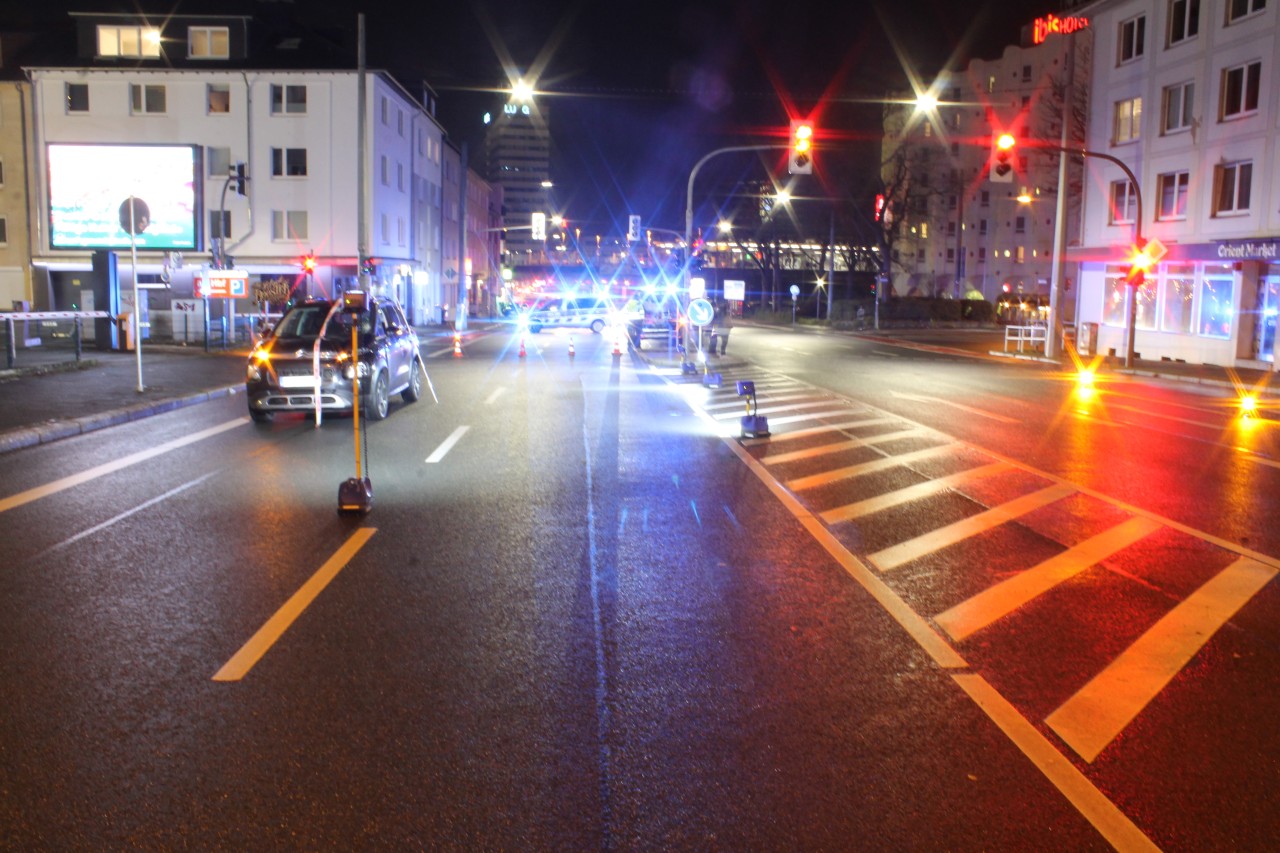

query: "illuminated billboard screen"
left=47, top=143, right=201, bottom=250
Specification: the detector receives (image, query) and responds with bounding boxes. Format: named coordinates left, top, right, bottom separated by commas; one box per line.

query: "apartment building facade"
left=1073, top=0, right=1279, bottom=367
left=10, top=8, right=496, bottom=333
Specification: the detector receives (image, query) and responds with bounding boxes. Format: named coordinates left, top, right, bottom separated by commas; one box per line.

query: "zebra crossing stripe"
left=935, top=515, right=1162, bottom=642
left=1046, top=556, right=1278, bottom=762
left=786, top=443, right=958, bottom=491
left=762, top=428, right=930, bottom=466
left=869, top=483, right=1076, bottom=571
left=821, top=461, right=1011, bottom=525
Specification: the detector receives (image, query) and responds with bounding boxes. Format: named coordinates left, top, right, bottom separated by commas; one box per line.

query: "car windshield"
left=274, top=303, right=373, bottom=341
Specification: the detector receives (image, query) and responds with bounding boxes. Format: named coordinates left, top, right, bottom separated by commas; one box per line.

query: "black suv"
left=246, top=294, right=424, bottom=423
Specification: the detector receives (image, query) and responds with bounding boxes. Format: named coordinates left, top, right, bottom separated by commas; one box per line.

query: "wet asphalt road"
left=2, top=325, right=1279, bottom=849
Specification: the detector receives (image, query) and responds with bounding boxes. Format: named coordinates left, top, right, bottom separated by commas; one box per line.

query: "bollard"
left=74, top=317, right=83, bottom=361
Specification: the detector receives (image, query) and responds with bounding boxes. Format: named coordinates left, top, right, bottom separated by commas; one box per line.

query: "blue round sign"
left=688, top=298, right=714, bottom=327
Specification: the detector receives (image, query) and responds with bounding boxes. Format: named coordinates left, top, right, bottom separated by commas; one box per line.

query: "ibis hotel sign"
left=1032, top=13, right=1090, bottom=44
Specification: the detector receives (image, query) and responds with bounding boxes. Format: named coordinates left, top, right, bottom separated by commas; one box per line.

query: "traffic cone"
left=568, top=337, right=575, bottom=358
left=612, top=332, right=622, bottom=357
left=452, top=332, right=462, bottom=357
left=518, top=337, right=527, bottom=358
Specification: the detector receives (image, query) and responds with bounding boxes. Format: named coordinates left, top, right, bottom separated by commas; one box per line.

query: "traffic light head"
left=992, top=133, right=1015, bottom=182
left=232, top=162, right=247, bottom=196
left=789, top=120, right=814, bottom=175
left=1124, top=239, right=1153, bottom=286
left=302, top=253, right=317, bottom=273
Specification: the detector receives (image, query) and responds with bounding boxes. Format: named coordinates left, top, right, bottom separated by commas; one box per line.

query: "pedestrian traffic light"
left=991, top=133, right=1015, bottom=182
left=789, top=120, right=813, bottom=175
left=232, top=162, right=247, bottom=195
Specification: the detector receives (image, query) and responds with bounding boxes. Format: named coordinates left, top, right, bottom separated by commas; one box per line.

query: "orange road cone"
left=452, top=332, right=463, bottom=357
left=612, top=329, right=622, bottom=357
left=568, top=337, right=575, bottom=358
left=519, top=337, right=527, bottom=358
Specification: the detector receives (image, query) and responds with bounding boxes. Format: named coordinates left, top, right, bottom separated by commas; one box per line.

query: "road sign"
left=789, top=284, right=800, bottom=299
left=724, top=279, right=745, bottom=301
left=194, top=268, right=249, bottom=298
left=688, top=298, right=714, bottom=327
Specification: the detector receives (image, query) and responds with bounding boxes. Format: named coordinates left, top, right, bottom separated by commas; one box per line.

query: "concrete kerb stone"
left=0, top=383, right=242, bottom=455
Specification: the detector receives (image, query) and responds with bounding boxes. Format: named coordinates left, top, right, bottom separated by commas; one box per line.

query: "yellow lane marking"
left=936, top=516, right=1163, bottom=642
left=0, top=418, right=248, bottom=515
left=213, top=527, right=377, bottom=682
left=953, top=674, right=1160, bottom=852
left=785, top=443, right=958, bottom=491
left=762, top=428, right=930, bottom=466
left=1046, top=556, right=1277, bottom=762
left=821, top=461, right=1012, bottom=525
left=870, top=483, right=1076, bottom=572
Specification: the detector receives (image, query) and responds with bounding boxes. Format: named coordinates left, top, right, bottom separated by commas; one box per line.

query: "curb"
left=0, top=383, right=242, bottom=455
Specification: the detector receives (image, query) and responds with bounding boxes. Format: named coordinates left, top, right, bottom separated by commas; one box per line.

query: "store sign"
left=194, top=268, right=249, bottom=298
left=1216, top=240, right=1279, bottom=261
left=1032, top=14, right=1089, bottom=44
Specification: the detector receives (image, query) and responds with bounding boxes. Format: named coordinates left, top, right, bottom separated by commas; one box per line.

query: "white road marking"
left=821, top=461, right=1011, bottom=525
left=425, top=426, right=470, bottom=463
left=890, top=390, right=1020, bottom=424
left=214, top=527, right=377, bottom=682
left=935, top=516, right=1163, bottom=642
left=1046, top=556, right=1278, bottom=762
left=786, top=443, right=958, bottom=491
left=0, top=418, right=247, bottom=515
left=484, top=388, right=506, bottom=405
left=762, top=428, right=931, bottom=465
left=869, top=483, right=1075, bottom=572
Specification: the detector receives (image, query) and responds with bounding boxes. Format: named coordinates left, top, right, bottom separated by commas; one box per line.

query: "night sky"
left=22, top=0, right=1059, bottom=237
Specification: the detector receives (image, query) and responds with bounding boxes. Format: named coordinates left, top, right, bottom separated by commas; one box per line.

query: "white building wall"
left=1076, top=0, right=1280, bottom=367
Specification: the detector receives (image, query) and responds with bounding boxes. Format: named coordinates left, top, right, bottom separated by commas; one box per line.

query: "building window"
left=271, top=148, right=307, bottom=177
left=979, top=219, right=988, bottom=236
left=1015, top=216, right=1026, bottom=234
left=130, top=84, right=166, bottom=115
left=946, top=221, right=957, bottom=237
left=1168, top=0, right=1200, bottom=45
left=188, top=26, right=229, bottom=58
left=207, top=83, right=230, bottom=114
left=380, top=97, right=388, bottom=124
left=397, top=162, right=405, bottom=192
left=209, top=210, right=231, bottom=240
left=946, top=248, right=956, bottom=262
left=1113, top=97, right=1142, bottom=143
left=987, top=75, right=996, bottom=93
left=66, top=83, right=89, bottom=113
left=977, top=247, right=986, bottom=261
left=1227, top=0, right=1266, bottom=24
left=0, top=160, right=4, bottom=186
left=920, top=223, right=928, bottom=239
left=0, top=216, right=7, bottom=245
left=271, top=210, right=308, bottom=240
left=1161, top=82, right=1194, bottom=134
left=270, top=84, right=306, bottom=115
left=1213, top=161, right=1252, bottom=215
left=947, top=194, right=957, bottom=210
left=980, top=190, right=990, bottom=207
left=397, top=217, right=406, bottom=246
left=1110, top=180, right=1138, bottom=224
left=1156, top=171, right=1190, bottom=220
left=1220, top=61, right=1261, bottom=120
left=1021, top=64, right=1032, bottom=82
left=381, top=156, right=389, bottom=186
left=1119, top=15, right=1145, bottom=63
left=97, top=25, right=161, bottom=58
left=1162, top=265, right=1195, bottom=334
left=207, top=146, right=230, bottom=178
left=1199, top=265, right=1235, bottom=338
left=398, top=110, right=405, bottom=136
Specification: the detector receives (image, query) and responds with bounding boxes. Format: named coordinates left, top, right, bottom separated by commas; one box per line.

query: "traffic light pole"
left=1047, top=145, right=1142, bottom=368
left=684, top=145, right=780, bottom=367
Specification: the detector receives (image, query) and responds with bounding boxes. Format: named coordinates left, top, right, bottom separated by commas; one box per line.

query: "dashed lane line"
left=0, top=418, right=247, bottom=515
left=425, top=425, right=470, bottom=463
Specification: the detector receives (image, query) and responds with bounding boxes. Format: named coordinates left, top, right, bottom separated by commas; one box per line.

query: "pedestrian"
left=711, top=299, right=732, bottom=356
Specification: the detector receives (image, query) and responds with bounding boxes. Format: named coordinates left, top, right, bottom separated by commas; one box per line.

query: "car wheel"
left=402, top=359, right=423, bottom=403
left=368, top=372, right=390, bottom=421
left=249, top=408, right=273, bottom=424
left=591, top=319, right=605, bottom=334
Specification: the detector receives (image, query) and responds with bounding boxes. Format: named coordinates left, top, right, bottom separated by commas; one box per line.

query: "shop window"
left=1161, top=265, right=1195, bottom=334
left=1103, top=266, right=1129, bottom=326
left=1198, top=265, right=1235, bottom=338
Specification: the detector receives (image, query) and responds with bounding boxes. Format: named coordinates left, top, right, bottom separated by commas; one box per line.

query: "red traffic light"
left=991, top=133, right=1016, bottom=181
left=789, top=120, right=814, bottom=175
left=301, top=254, right=317, bottom=273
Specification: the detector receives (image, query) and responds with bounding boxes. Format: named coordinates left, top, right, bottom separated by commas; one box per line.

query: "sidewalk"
left=1, top=324, right=1273, bottom=455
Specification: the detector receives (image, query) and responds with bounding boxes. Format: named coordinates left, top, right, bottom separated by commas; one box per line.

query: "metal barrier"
left=1003, top=324, right=1048, bottom=353
left=3, top=311, right=111, bottom=370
